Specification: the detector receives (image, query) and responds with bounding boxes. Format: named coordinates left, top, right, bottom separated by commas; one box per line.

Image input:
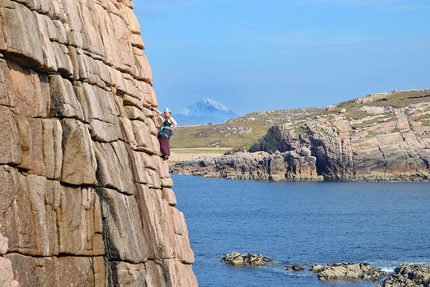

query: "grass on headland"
left=169, top=108, right=325, bottom=151
left=168, top=148, right=231, bottom=164
left=170, top=148, right=231, bottom=155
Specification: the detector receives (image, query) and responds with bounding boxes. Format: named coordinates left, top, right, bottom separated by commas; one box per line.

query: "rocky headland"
left=0, top=0, right=197, bottom=286
left=171, top=90, right=430, bottom=182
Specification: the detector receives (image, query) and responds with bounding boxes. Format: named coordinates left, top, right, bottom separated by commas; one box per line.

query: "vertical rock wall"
left=253, top=106, right=430, bottom=181
left=0, top=0, right=197, bottom=286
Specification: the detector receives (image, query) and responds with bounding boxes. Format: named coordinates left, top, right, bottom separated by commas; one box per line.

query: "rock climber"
left=152, top=107, right=177, bottom=160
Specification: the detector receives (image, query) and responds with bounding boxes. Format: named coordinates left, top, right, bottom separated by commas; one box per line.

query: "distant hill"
left=176, top=98, right=238, bottom=125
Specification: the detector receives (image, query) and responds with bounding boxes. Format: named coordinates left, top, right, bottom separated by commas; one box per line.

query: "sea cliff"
left=171, top=90, right=430, bottom=181
left=0, top=0, right=197, bottom=286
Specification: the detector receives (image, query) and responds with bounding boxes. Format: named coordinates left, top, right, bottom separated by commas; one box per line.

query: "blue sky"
left=135, top=0, right=430, bottom=116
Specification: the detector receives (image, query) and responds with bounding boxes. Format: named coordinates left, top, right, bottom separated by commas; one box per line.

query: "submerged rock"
left=221, top=252, right=274, bottom=266
left=286, top=265, right=304, bottom=271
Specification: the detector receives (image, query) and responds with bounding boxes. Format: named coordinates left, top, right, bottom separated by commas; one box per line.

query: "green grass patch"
left=410, top=113, right=430, bottom=121
left=421, top=120, right=430, bottom=126
left=344, top=110, right=369, bottom=121
left=294, top=125, right=308, bottom=135
left=171, top=147, right=231, bottom=155
left=170, top=108, right=325, bottom=149
left=366, top=90, right=430, bottom=108
left=367, top=131, right=378, bottom=137
left=350, top=117, right=382, bottom=129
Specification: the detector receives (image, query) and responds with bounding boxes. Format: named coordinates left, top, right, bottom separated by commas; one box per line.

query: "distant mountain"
left=175, top=98, right=238, bottom=125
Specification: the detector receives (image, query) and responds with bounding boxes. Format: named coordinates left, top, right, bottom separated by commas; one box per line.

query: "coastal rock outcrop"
left=316, top=262, right=387, bottom=281
left=220, top=252, right=274, bottom=266
left=251, top=94, right=430, bottom=182
left=382, top=264, right=430, bottom=287
left=171, top=90, right=430, bottom=182
left=0, top=0, right=197, bottom=286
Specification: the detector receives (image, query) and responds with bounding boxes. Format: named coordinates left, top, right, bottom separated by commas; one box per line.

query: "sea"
left=171, top=174, right=430, bottom=287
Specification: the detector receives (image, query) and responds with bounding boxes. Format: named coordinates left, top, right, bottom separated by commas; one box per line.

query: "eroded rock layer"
left=0, top=0, right=197, bottom=286
left=252, top=91, right=430, bottom=181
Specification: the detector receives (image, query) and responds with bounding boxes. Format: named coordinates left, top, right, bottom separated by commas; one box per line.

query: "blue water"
left=171, top=174, right=430, bottom=287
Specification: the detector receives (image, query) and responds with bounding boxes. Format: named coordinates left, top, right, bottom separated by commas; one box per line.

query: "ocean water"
left=171, top=174, right=430, bottom=287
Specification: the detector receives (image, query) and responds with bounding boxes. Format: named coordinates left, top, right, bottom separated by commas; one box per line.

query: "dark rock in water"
left=220, top=252, right=274, bottom=266
left=286, top=265, right=304, bottom=271
left=382, top=264, right=430, bottom=287
left=318, top=262, right=387, bottom=281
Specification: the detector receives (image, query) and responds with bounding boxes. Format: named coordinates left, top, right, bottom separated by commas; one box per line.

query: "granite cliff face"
left=171, top=90, right=430, bottom=182
left=0, top=0, right=197, bottom=286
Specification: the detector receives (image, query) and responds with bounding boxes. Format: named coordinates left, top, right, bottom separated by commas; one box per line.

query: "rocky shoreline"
left=170, top=149, right=430, bottom=182
left=170, top=150, right=322, bottom=181
left=220, top=253, right=430, bottom=286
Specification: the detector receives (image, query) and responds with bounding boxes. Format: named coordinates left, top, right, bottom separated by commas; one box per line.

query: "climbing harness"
left=159, top=115, right=173, bottom=138
left=159, top=126, right=172, bottom=139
